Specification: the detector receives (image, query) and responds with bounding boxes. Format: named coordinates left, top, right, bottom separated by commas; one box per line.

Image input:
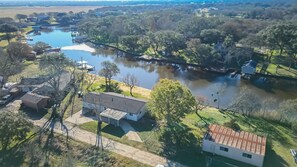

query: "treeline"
left=77, top=4, right=297, bottom=69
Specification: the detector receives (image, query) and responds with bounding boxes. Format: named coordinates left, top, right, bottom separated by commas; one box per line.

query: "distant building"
left=82, top=92, right=147, bottom=126
left=202, top=124, right=266, bottom=167
left=27, top=17, right=37, bottom=22
left=241, top=60, right=258, bottom=75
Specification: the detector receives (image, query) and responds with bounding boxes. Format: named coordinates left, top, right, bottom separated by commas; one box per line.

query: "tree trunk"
left=6, top=33, right=10, bottom=43
left=130, top=86, right=133, bottom=96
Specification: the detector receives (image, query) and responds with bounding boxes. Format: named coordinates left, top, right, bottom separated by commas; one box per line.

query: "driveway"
left=65, top=111, right=96, bottom=125
left=65, top=111, right=143, bottom=143
left=120, top=120, right=143, bottom=143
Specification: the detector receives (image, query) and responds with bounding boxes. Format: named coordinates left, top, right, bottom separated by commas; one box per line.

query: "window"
left=219, top=146, right=229, bottom=152
left=242, top=153, right=252, bottom=159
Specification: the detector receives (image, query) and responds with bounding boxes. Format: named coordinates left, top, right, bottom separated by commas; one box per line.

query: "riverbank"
left=62, top=44, right=96, bottom=53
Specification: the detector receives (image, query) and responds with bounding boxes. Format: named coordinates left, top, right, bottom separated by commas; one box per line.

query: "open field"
left=0, top=6, right=102, bottom=18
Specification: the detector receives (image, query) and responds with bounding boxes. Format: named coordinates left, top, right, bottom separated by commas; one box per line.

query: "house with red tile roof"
left=202, top=124, right=266, bottom=167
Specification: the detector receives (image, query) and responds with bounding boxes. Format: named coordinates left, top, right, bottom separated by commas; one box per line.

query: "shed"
left=202, top=124, right=266, bottom=167
left=241, top=60, right=257, bottom=75
left=21, top=92, right=50, bottom=112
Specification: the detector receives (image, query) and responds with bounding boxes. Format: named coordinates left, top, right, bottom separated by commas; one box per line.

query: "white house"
left=202, top=124, right=266, bottom=167
left=82, top=92, right=147, bottom=126
left=241, top=60, right=258, bottom=75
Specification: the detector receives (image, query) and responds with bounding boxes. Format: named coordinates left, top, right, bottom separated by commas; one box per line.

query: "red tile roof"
left=204, top=124, right=266, bottom=156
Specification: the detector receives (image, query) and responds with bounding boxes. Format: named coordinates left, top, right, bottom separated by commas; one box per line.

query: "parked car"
left=0, top=94, right=13, bottom=106
left=290, top=149, right=297, bottom=163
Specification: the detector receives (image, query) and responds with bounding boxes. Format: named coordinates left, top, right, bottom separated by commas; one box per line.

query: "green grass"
left=0, top=130, right=149, bottom=167
left=79, top=108, right=297, bottom=167
left=79, top=121, right=126, bottom=141
left=8, top=60, right=48, bottom=83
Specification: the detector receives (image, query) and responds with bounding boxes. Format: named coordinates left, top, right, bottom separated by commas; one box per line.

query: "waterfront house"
left=82, top=92, right=147, bottom=126
left=241, top=60, right=257, bottom=75
left=202, top=124, right=266, bottom=167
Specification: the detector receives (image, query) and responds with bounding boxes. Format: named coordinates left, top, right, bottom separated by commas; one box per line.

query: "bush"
left=224, top=119, right=240, bottom=131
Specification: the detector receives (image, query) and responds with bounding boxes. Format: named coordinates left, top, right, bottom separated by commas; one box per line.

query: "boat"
left=45, top=47, right=61, bottom=53
left=71, top=31, right=79, bottom=37
left=76, top=60, right=95, bottom=71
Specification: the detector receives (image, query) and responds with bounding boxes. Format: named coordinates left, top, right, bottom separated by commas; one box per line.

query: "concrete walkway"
left=65, top=112, right=143, bottom=143
left=32, top=118, right=186, bottom=167
left=120, top=120, right=143, bottom=143
left=65, top=111, right=96, bottom=125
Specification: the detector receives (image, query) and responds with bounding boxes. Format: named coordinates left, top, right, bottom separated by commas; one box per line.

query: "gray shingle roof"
left=84, top=92, right=147, bottom=114
left=21, top=92, right=49, bottom=104
left=100, top=108, right=127, bottom=120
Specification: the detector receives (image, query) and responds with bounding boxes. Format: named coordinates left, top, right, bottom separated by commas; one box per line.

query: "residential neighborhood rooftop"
left=100, top=108, right=127, bottom=121
left=84, top=92, right=147, bottom=114
left=204, top=124, right=266, bottom=156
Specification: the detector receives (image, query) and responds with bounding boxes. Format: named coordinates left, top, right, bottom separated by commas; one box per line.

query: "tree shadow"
left=0, top=147, right=26, bottom=167
left=20, top=105, right=48, bottom=120
left=160, top=123, right=202, bottom=166
left=263, top=139, right=289, bottom=167
left=102, top=124, right=125, bottom=138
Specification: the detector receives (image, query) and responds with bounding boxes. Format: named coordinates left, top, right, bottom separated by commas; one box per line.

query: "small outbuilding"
left=202, top=124, right=266, bottom=167
left=21, top=92, right=50, bottom=112
left=241, top=60, right=258, bottom=75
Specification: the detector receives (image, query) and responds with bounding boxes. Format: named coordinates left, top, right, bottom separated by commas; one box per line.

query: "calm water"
left=28, top=27, right=297, bottom=107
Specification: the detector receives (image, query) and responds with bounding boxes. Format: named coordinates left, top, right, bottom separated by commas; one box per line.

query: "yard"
left=79, top=108, right=297, bottom=167
left=0, top=130, right=149, bottom=167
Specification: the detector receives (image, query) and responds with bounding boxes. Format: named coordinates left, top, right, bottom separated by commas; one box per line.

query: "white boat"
left=76, top=60, right=95, bottom=71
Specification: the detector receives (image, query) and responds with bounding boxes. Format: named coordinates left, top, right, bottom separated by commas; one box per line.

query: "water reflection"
left=28, top=28, right=297, bottom=107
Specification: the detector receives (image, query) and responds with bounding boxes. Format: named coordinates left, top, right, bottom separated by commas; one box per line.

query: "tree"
left=15, top=14, right=27, bottom=22
left=186, top=39, right=217, bottom=66
left=157, top=30, right=186, bottom=56
left=0, top=48, right=22, bottom=87
left=0, top=23, right=18, bottom=43
left=200, top=29, right=225, bottom=45
left=98, top=61, right=120, bottom=91
left=230, top=87, right=261, bottom=116
left=33, top=41, right=50, bottom=55
left=7, top=42, right=32, bottom=61
left=148, top=79, right=196, bottom=126
left=0, top=111, right=32, bottom=151
left=122, top=73, right=138, bottom=96
left=278, top=99, right=297, bottom=123
left=260, top=22, right=297, bottom=56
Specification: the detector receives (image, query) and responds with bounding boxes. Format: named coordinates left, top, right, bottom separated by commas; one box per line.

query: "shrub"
left=292, top=122, right=297, bottom=135
left=224, top=119, right=240, bottom=131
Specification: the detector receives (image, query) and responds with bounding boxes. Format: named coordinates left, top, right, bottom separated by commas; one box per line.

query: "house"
left=21, top=92, right=50, bottom=112
left=26, top=51, right=37, bottom=61
left=202, top=124, right=266, bottom=167
left=82, top=92, right=147, bottom=126
left=241, top=60, right=257, bottom=75
left=27, top=17, right=37, bottom=22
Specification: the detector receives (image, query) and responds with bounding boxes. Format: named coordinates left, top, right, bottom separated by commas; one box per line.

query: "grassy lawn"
left=0, top=130, right=149, bottom=167
left=79, top=108, right=297, bottom=167
left=8, top=60, right=48, bottom=83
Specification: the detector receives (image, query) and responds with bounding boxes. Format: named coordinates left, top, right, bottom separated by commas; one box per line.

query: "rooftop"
left=204, top=124, right=266, bottom=156
left=84, top=92, right=147, bottom=114
left=100, top=108, right=127, bottom=120
left=21, top=92, right=50, bottom=104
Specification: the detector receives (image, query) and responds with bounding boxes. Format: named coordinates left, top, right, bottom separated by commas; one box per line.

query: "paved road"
left=32, top=118, right=186, bottom=167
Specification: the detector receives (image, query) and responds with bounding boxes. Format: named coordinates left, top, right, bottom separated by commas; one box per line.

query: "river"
left=27, top=27, right=297, bottom=107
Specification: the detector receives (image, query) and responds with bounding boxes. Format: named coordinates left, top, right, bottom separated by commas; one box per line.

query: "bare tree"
left=229, top=87, right=261, bottom=116
left=122, top=73, right=138, bottom=96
